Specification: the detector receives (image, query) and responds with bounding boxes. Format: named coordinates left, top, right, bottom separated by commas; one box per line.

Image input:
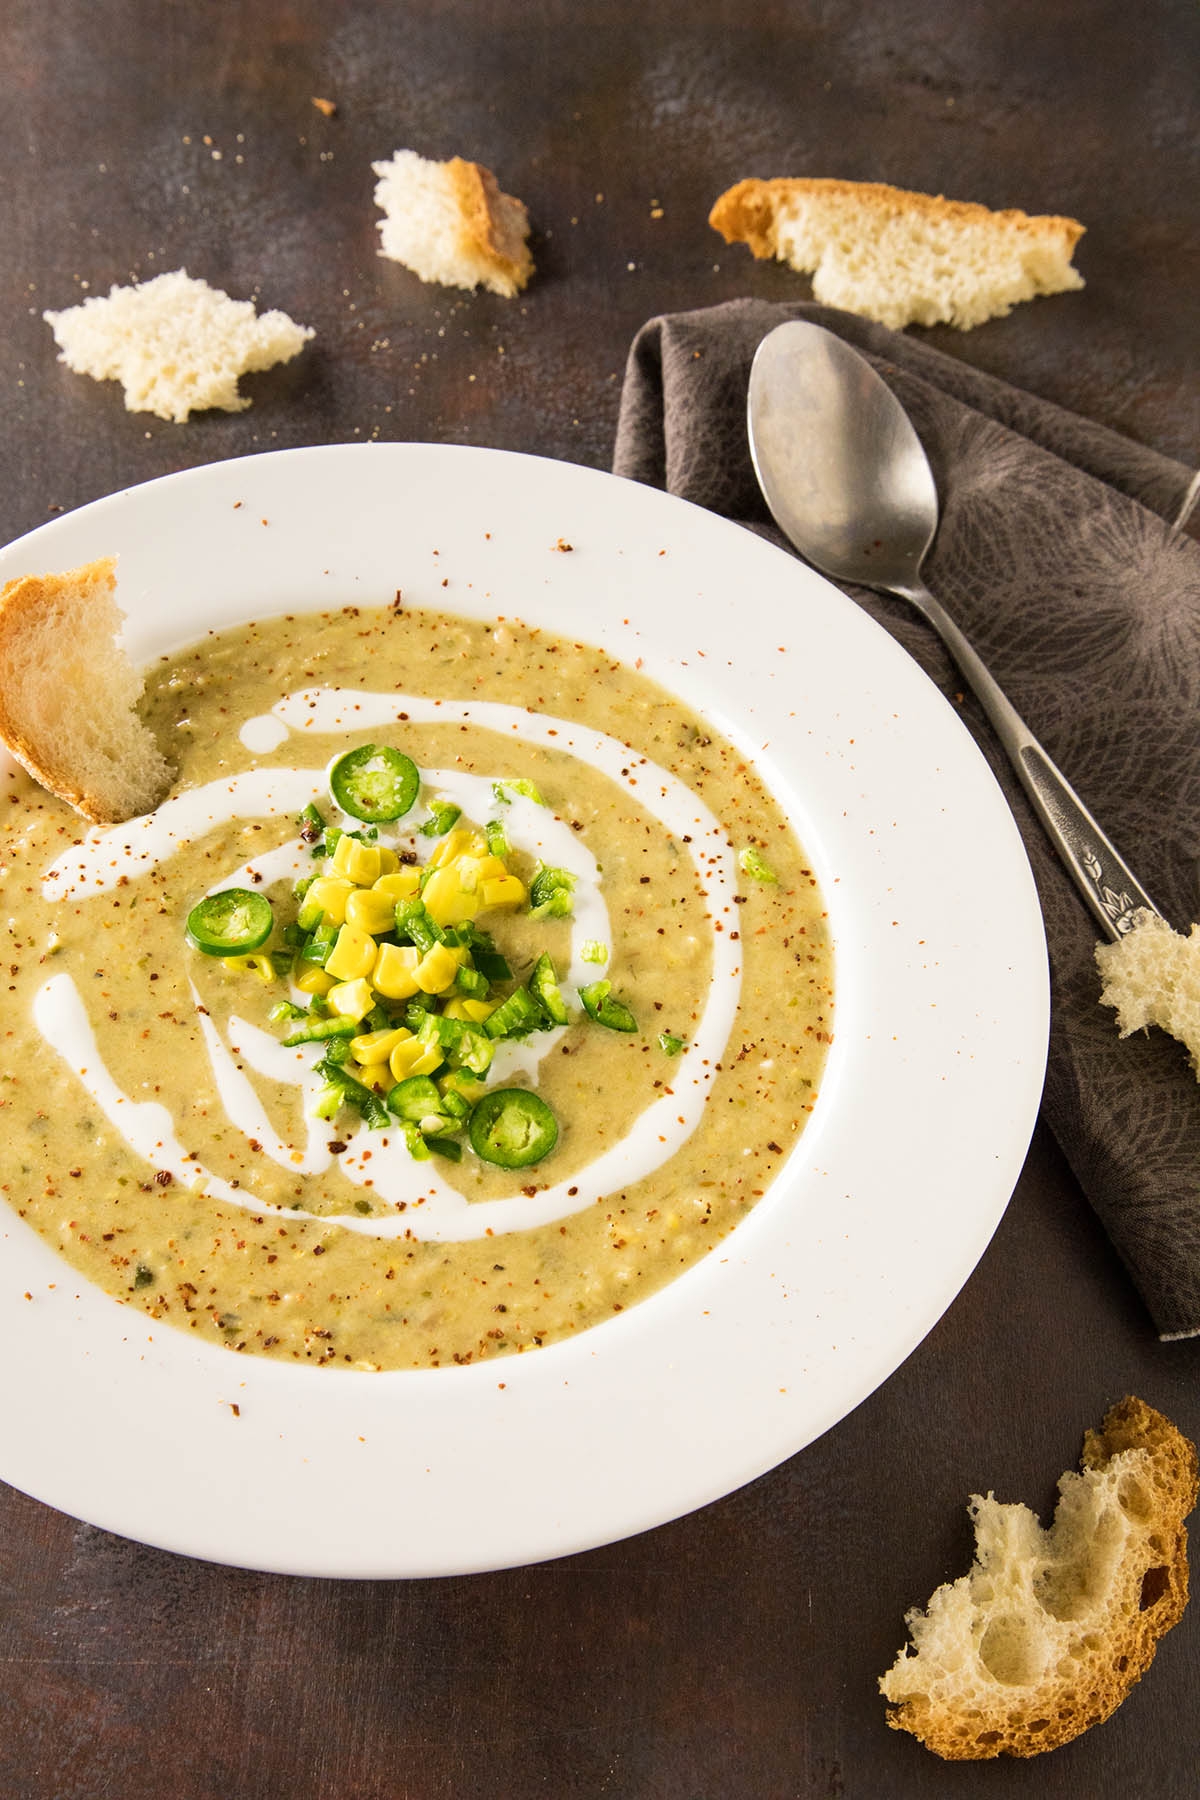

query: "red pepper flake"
left=155, top=1170, right=173, bottom=1186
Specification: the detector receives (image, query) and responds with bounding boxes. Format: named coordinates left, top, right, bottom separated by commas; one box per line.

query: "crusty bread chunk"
left=43, top=270, right=313, bottom=422
left=1096, top=909, right=1200, bottom=1080
left=708, top=177, right=1084, bottom=330
left=0, top=557, right=172, bottom=823
left=879, top=1397, right=1197, bottom=1759
left=372, top=149, right=533, bottom=297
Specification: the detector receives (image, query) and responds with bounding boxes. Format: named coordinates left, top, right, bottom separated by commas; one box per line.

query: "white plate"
left=0, top=445, right=1048, bottom=1576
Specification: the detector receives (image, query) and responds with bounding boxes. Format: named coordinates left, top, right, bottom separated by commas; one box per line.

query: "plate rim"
left=0, top=442, right=1049, bottom=1576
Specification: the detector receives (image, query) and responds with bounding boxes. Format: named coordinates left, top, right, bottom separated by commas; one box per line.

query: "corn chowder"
left=0, top=606, right=833, bottom=1369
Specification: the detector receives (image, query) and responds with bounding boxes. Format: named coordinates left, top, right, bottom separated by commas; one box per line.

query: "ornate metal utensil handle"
left=902, top=578, right=1160, bottom=942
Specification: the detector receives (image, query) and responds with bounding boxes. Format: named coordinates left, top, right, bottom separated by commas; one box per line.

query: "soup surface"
left=0, top=605, right=832, bottom=1369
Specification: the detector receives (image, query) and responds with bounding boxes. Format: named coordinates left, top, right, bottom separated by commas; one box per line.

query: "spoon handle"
left=905, top=579, right=1160, bottom=941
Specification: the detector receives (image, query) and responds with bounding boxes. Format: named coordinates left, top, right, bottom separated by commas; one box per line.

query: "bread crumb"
left=1096, top=908, right=1200, bottom=1079
left=43, top=270, right=314, bottom=422
left=372, top=149, right=533, bottom=297
left=880, top=1397, right=1196, bottom=1759
left=709, top=176, right=1084, bottom=330
left=312, top=96, right=337, bottom=117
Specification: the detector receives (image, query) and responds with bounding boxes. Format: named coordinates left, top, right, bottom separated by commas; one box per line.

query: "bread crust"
left=0, top=557, right=170, bottom=823
left=708, top=176, right=1084, bottom=255
left=880, top=1397, right=1197, bottom=1759
left=447, top=157, right=534, bottom=296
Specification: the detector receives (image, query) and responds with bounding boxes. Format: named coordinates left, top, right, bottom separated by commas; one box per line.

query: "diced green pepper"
left=528, top=951, right=568, bottom=1027
left=282, top=1016, right=360, bottom=1046
left=738, top=846, right=778, bottom=884
left=483, top=985, right=544, bottom=1039
left=492, top=777, right=545, bottom=806
left=418, top=799, right=462, bottom=837
left=580, top=979, right=637, bottom=1033
left=313, top=1056, right=392, bottom=1128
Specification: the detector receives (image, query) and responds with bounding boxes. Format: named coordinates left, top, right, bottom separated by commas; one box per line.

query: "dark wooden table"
left=2, top=4, right=1198, bottom=1795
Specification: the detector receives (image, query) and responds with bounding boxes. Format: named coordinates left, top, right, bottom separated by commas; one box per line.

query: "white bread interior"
left=1096, top=909, right=1200, bottom=1080
left=43, top=269, right=313, bottom=422
left=372, top=149, right=533, bottom=297
left=0, top=557, right=172, bottom=823
left=709, top=176, right=1084, bottom=330
left=879, top=1397, right=1196, bottom=1759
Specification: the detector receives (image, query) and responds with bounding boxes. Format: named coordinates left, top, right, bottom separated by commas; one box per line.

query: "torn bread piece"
left=708, top=176, right=1084, bottom=330
left=0, top=557, right=172, bottom=823
left=1096, top=909, right=1200, bottom=1080
left=879, top=1397, right=1197, bottom=1759
left=43, top=270, right=314, bottom=422
left=372, top=149, right=533, bottom=297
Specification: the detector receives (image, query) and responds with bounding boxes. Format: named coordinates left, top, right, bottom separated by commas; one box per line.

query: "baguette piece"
left=880, top=1397, right=1197, bottom=1759
left=372, top=149, right=533, bottom=297
left=708, top=177, right=1084, bottom=330
left=0, top=557, right=171, bottom=823
left=1096, top=909, right=1200, bottom=1081
left=44, top=270, right=313, bottom=422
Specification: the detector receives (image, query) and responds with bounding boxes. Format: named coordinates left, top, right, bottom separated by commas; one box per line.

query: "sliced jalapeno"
left=186, top=889, right=274, bottom=957
left=468, top=1088, right=559, bottom=1168
left=329, top=743, right=420, bottom=823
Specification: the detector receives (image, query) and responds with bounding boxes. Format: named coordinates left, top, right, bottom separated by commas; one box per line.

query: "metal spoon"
left=747, top=319, right=1158, bottom=941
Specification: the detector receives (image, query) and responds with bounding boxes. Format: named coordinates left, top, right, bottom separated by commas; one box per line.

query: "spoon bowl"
left=747, top=320, right=1158, bottom=940
left=750, top=323, right=936, bottom=594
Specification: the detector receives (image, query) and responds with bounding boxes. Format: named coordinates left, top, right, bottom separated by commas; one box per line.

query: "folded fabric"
left=614, top=298, right=1200, bottom=1339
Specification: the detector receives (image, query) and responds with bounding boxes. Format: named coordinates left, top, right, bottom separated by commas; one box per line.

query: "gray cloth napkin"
left=614, top=298, right=1200, bottom=1340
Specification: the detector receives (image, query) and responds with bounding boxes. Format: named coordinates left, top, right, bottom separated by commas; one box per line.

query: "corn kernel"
left=389, top=1034, right=445, bottom=1081
left=345, top=887, right=399, bottom=935
left=331, top=835, right=382, bottom=886
left=426, top=828, right=474, bottom=869
left=326, top=977, right=376, bottom=1022
left=480, top=874, right=526, bottom=910
left=295, top=965, right=336, bottom=996
left=372, top=942, right=422, bottom=999
left=414, top=942, right=463, bottom=994
left=376, top=846, right=400, bottom=875
left=347, top=1059, right=390, bottom=1090
left=442, top=996, right=498, bottom=1024
left=373, top=868, right=421, bottom=903
left=325, top=923, right=378, bottom=981
left=421, top=866, right=481, bottom=927
left=350, top=1025, right=412, bottom=1065
left=307, top=875, right=355, bottom=925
